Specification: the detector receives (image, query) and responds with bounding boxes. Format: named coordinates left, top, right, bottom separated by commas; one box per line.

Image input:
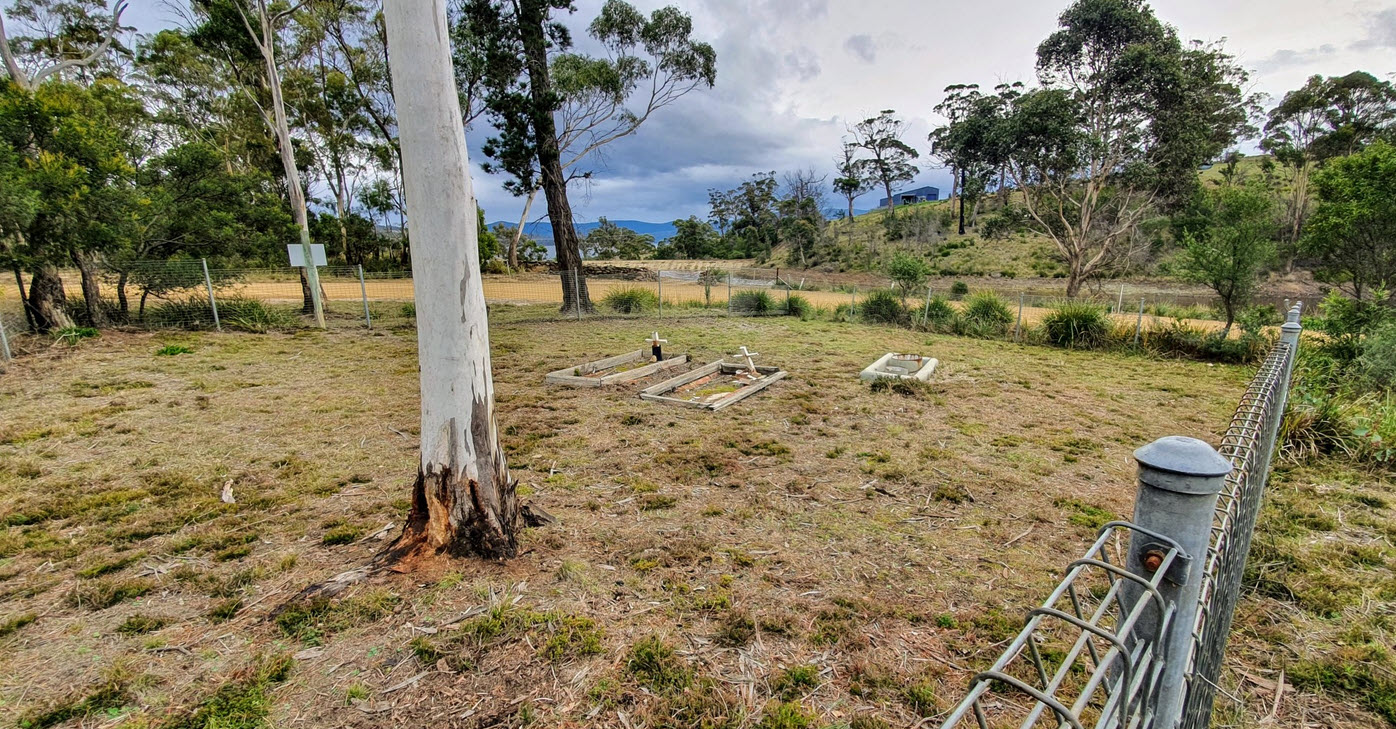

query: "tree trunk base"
left=378, top=467, right=519, bottom=566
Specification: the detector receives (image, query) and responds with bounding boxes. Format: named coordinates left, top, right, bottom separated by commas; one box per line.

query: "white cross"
left=731, top=346, right=760, bottom=375
left=647, top=331, right=667, bottom=347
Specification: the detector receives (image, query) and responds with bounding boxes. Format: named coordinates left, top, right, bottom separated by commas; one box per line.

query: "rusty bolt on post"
left=1142, top=550, right=1166, bottom=573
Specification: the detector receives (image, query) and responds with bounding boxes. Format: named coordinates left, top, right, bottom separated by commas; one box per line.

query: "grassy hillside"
left=793, top=154, right=1295, bottom=283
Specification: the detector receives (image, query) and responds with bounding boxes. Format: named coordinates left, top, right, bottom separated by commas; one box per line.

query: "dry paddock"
left=0, top=312, right=1376, bottom=727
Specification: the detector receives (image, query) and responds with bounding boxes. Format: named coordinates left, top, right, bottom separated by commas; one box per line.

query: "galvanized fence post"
left=1135, top=298, right=1145, bottom=347
left=358, top=264, right=372, bottom=329
left=921, top=284, right=933, bottom=327
left=1015, top=292, right=1024, bottom=342
left=201, top=258, right=222, bottom=332
left=1123, top=437, right=1231, bottom=729
left=1117, top=283, right=1125, bottom=314
left=727, top=274, right=732, bottom=315
left=657, top=271, right=663, bottom=317
left=849, top=288, right=856, bottom=319
left=0, top=312, right=12, bottom=364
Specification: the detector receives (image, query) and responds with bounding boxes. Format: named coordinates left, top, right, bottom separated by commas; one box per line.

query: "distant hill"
left=487, top=219, right=678, bottom=243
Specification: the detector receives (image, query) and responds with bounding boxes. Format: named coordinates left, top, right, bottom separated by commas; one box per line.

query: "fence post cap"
left=1134, top=436, right=1231, bottom=493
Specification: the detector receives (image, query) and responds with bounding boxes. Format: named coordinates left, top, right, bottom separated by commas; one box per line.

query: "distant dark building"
left=877, top=185, right=940, bottom=208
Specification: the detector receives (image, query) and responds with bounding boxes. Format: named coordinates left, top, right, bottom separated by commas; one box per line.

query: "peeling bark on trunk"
left=381, top=0, right=519, bottom=561
left=27, top=265, right=73, bottom=332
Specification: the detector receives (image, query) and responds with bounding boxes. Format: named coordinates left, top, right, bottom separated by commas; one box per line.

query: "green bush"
left=1042, top=300, right=1110, bottom=349
left=886, top=252, right=930, bottom=298
left=921, top=296, right=956, bottom=328
left=859, top=289, right=909, bottom=326
left=784, top=294, right=812, bottom=318
left=949, top=280, right=970, bottom=300
left=156, top=344, right=194, bottom=356
left=731, top=290, right=776, bottom=316
left=400, top=302, right=416, bottom=318
left=482, top=259, right=509, bottom=274
left=149, top=295, right=296, bottom=332
left=1359, top=324, right=1396, bottom=391
left=602, top=287, right=659, bottom=314
left=961, top=291, right=1012, bottom=331
left=1142, top=320, right=1266, bottom=364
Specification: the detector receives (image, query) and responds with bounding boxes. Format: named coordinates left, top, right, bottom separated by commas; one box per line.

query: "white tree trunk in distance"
left=381, top=0, right=517, bottom=560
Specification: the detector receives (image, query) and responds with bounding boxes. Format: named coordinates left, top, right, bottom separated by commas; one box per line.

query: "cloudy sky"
left=126, top=0, right=1396, bottom=226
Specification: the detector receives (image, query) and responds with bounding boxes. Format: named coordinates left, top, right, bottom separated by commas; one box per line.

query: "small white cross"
left=647, top=331, right=667, bottom=347
left=731, top=346, right=760, bottom=374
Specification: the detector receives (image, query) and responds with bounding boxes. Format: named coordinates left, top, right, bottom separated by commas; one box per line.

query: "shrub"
left=1237, top=303, right=1283, bottom=333
left=602, top=287, right=659, bottom=314
left=859, top=289, right=909, bottom=326
left=1042, top=300, right=1110, bottom=349
left=149, top=295, right=296, bottom=332
left=949, top=280, right=970, bottom=300
left=1143, top=320, right=1266, bottom=364
left=784, top=293, right=812, bottom=318
left=400, top=302, right=416, bottom=318
left=961, top=291, right=1012, bottom=332
left=1358, top=324, right=1396, bottom=391
left=921, top=296, right=956, bottom=329
left=156, top=344, right=195, bottom=356
left=731, top=290, right=776, bottom=316
left=886, top=252, right=930, bottom=298
left=482, top=259, right=509, bottom=274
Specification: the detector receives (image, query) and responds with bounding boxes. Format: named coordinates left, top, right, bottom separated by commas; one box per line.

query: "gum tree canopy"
left=998, top=0, right=1256, bottom=298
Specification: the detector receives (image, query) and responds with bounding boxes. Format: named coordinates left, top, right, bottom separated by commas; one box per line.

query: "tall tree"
left=380, top=0, right=518, bottom=560
left=459, top=0, right=715, bottom=293
left=189, top=0, right=325, bottom=326
left=1302, top=141, right=1396, bottom=303
left=1003, top=0, right=1254, bottom=297
left=582, top=217, right=654, bottom=259
left=0, top=0, right=128, bottom=331
left=848, top=109, right=918, bottom=216
left=1262, top=72, right=1396, bottom=272
left=831, top=140, right=870, bottom=220
left=777, top=169, right=825, bottom=267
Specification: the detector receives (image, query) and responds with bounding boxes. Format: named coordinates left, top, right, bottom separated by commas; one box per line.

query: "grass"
left=0, top=312, right=1357, bottom=726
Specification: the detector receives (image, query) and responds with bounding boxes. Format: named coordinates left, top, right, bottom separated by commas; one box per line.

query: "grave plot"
left=545, top=334, right=688, bottom=387
left=859, top=352, right=938, bottom=382
left=640, top=347, right=786, bottom=411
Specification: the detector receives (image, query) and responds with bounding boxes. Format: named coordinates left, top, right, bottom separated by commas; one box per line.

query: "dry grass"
left=0, top=309, right=1382, bottom=727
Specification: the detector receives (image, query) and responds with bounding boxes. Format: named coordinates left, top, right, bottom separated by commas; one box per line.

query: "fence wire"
left=938, top=523, right=1185, bottom=729
left=1179, top=340, right=1295, bottom=729
left=937, top=333, right=1297, bottom=729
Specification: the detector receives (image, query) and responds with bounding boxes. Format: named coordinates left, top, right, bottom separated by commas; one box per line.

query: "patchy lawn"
left=0, top=309, right=1382, bottom=728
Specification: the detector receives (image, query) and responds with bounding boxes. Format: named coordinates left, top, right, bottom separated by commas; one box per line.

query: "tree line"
left=0, top=0, right=716, bottom=332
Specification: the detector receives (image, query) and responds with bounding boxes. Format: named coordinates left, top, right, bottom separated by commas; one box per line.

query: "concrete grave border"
left=544, top=349, right=689, bottom=388
left=639, top=361, right=787, bottom=411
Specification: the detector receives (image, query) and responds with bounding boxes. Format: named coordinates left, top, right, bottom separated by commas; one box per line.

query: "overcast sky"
left=125, top=0, right=1396, bottom=226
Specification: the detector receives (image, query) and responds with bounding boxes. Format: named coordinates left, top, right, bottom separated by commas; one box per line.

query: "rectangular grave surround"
left=545, top=349, right=689, bottom=388
left=859, top=352, right=938, bottom=382
left=639, top=361, right=787, bottom=411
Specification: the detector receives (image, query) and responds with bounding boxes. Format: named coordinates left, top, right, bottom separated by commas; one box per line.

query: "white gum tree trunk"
left=381, top=0, right=518, bottom=560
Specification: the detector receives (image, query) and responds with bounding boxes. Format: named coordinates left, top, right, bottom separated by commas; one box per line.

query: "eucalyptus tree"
left=832, top=140, right=871, bottom=221
left=1262, top=72, right=1396, bottom=271
left=457, top=0, right=715, bottom=311
left=188, top=0, right=324, bottom=326
left=380, top=0, right=519, bottom=560
left=848, top=110, right=918, bottom=216
left=1001, top=0, right=1255, bottom=298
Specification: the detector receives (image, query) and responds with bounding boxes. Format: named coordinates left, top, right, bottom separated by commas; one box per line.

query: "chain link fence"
left=936, top=305, right=1302, bottom=729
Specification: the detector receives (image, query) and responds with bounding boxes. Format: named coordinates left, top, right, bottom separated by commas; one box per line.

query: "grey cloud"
left=844, top=34, right=878, bottom=63
left=1255, top=44, right=1337, bottom=73
left=1351, top=8, right=1396, bottom=51
left=784, top=48, right=822, bottom=82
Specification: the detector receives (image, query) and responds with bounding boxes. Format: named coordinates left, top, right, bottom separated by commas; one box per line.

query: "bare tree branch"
left=28, top=1, right=129, bottom=87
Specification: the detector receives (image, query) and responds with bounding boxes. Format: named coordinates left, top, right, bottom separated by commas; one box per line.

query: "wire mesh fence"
left=1179, top=338, right=1296, bottom=729
left=937, top=311, right=1302, bottom=729
left=938, top=522, right=1186, bottom=729
left=0, top=259, right=1294, bottom=363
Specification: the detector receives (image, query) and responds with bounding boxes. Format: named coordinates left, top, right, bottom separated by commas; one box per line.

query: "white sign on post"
left=287, top=244, right=328, bottom=268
